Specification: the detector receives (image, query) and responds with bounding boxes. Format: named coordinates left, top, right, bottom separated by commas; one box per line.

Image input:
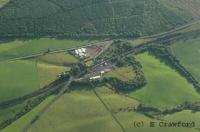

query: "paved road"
left=4, top=40, right=113, bottom=61
left=141, top=20, right=200, bottom=39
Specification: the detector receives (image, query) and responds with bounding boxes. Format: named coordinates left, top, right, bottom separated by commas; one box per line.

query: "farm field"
left=104, top=66, right=135, bottom=81
left=0, top=60, right=39, bottom=102
left=0, top=0, right=9, bottom=7
left=36, top=52, right=78, bottom=66
left=95, top=85, right=139, bottom=111
left=0, top=59, right=69, bottom=102
left=163, top=110, right=200, bottom=129
left=116, top=112, right=199, bottom=132
left=0, top=101, right=27, bottom=123
left=26, top=86, right=122, bottom=132
left=36, top=62, right=70, bottom=87
left=171, top=37, right=200, bottom=82
left=129, top=53, right=200, bottom=110
left=2, top=95, right=56, bottom=132
left=0, top=38, right=98, bottom=61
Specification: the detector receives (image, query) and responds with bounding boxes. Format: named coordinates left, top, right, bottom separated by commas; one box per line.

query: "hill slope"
left=0, top=0, right=200, bottom=38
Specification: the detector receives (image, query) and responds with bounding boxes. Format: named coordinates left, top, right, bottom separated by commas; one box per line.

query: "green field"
left=164, top=110, right=200, bottom=129
left=0, top=0, right=9, bottom=7
left=0, top=38, right=97, bottom=61
left=171, top=37, right=200, bottom=82
left=116, top=112, right=199, bottom=132
left=36, top=52, right=78, bottom=66
left=26, top=87, right=122, bottom=132
left=129, top=53, right=200, bottom=110
left=0, top=102, right=27, bottom=123
left=104, top=66, right=135, bottom=81
left=2, top=95, right=55, bottom=132
left=0, top=59, right=69, bottom=102
left=95, top=86, right=139, bottom=111
left=0, top=60, right=39, bottom=102
left=37, top=62, right=70, bottom=87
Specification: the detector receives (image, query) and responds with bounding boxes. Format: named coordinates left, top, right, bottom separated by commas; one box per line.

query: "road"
left=4, top=40, right=113, bottom=62
left=141, top=20, right=200, bottom=39
left=1, top=19, right=199, bottom=62
left=22, top=76, right=74, bottom=132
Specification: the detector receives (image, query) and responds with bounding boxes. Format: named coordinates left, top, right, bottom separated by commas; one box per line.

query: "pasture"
left=0, top=0, right=9, bottom=7
left=104, top=66, right=135, bottom=81
left=171, top=37, right=200, bottom=82
left=36, top=52, right=78, bottom=66
left=0, top=60, right=39, bottom=102
left=36, top=62, right=70, bottom=87
left=26, top=87, right=122, bottom=132
left=129, top=53, right=200, bottom=110
left=0, top=59, right=69, bottom=102
left=2, top=95, right=55, bottom=132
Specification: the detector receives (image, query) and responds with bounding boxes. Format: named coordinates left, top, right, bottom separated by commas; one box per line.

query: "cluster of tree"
left=70, top=62, right=87, bottom=77
left=104, top=56, right=146, bottom=93
left=97, top=40, right=134, bottom=62
left=0, top=96, right=45, bottom=130
left=0, top=0, right=186, bottom=39
left=0, top=73, right=71, bottom=129
left=136, top=101, right=200, bottom=119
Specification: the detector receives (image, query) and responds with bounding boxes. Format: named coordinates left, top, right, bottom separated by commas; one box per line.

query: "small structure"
left=75, top=48, right=87, bottom=57
left=89, top=76, right=101, bottom=80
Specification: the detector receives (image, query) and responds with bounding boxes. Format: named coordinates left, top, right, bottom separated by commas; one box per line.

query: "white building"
left=90, top=76, right=101, bottom=80
left=75, top=48, right=87, bottom=57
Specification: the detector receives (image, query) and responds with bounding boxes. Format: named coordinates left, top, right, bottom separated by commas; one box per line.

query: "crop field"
left=0, top=38, right=97, bottom=61
left=2, top=95, right=56, bottom=132
left=0, top=60, right=39, bottom=102
left=171, top=37, right=200, bottom=82
left=129, top=53, right=200, bottom=110
left=104, top=66, right=135, bottom=81
left=26, top=86, right=122, bottom=132
left=36, top=52, right=78, bottom=66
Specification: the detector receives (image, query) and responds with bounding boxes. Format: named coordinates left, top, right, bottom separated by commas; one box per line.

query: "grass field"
left=104, top=66, right=135, bottom=81
left=0, top=59, right=69, bottom=102
left=0, top=101, right=27, bottom=123
left=0, top=38, right=98, bottom=61
left=0, top=0, right=9, bottom=7
left=129, top=53, right=200, bottom=110
left=2, top=95, right=55, bottom=132
left=36, top=52, right=78, bottom=66
left=171, top=37, right=200, bottom=82
left=0, top=60, right=39, bottom=102
left=26, top=86, right=123, bottom=132
left=116, top=112, right=199, bottom=132
left=95, top=85, right=139, bottom=111
left=37, top=62, right=70, bottom=87
left=164, top=110, right=200, bottom=129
